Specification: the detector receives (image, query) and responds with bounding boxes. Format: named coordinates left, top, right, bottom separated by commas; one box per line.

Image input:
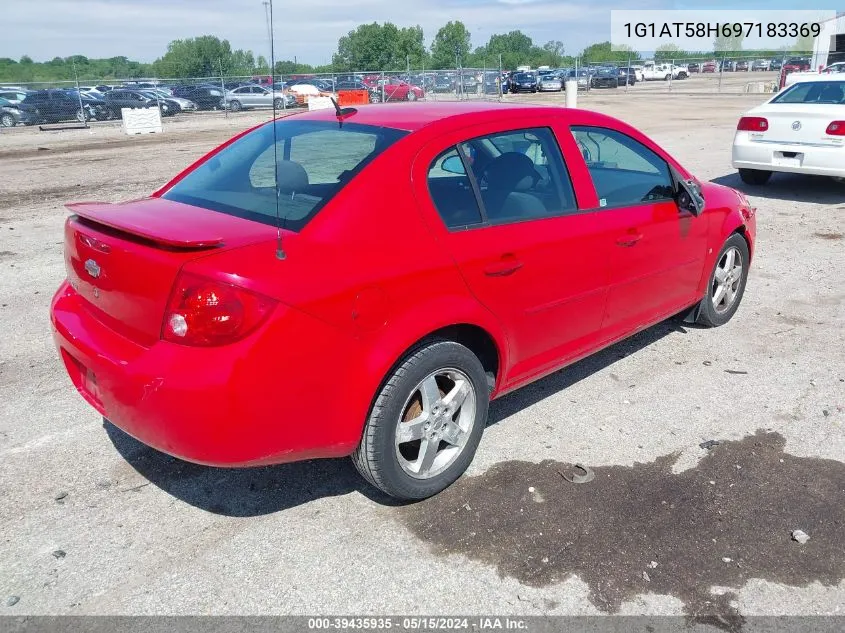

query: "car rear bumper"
left=50, top=281, right=363, bottom=467
left=732, top=135, right=845, bottom=178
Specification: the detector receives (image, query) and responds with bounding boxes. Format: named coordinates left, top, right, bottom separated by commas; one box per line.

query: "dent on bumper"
left=50, top=282, right=363, bottom=467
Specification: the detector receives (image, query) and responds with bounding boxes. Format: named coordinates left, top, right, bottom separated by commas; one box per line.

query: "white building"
left=811, top=14, right=845, bottom=70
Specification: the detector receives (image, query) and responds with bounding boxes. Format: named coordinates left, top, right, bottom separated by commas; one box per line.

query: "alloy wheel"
left=394, top=368, right=477, bottom=480
left=712, top=247, right=744, bottom=314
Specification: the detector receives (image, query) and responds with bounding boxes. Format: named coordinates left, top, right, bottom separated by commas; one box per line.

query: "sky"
left=3, top=0, right=825, bottom=65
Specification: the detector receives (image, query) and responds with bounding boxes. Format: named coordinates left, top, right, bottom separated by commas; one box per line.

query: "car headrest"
left=485, top=152, right=540, bottom=192
left=275, top=160, right=309, bottom=194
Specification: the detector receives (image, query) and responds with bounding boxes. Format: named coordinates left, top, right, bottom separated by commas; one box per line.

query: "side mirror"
left=677, top=178, right=705, bottom=216
left=441, top=155, right=466, bottom=175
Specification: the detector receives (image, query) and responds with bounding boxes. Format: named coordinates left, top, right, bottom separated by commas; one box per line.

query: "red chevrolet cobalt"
left=51, top=102, right=756, bottom=500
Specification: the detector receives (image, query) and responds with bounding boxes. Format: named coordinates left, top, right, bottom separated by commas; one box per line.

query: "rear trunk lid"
left=758, top=105, right=845, bottom=147
left=64, top=197, right=275, bottom=346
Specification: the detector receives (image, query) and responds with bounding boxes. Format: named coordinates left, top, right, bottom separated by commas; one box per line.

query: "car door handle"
left=616, top=233, right=644, bottom=247
left=484, top=258, right=524, bottom=277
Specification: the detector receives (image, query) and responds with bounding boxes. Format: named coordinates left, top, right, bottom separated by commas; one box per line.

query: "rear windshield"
left=771, top=81, right=845, bottom=105
left=162, top=120, right=407, bottom=231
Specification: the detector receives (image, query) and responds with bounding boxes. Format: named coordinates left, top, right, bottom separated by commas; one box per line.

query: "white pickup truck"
left=641, top=62, right=688, bottom=81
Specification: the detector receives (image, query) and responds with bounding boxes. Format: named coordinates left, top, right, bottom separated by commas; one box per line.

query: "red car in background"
left=51, top=103, right=755, bottom=500
left=702, top=61, right=717, bottom=73
left=783, top=58, right=811, bottom=73
left=375, top=77, right=425, bottom=101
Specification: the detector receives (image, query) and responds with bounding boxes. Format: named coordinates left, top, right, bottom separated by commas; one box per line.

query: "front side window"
left=162, top=120, right=407, bottom=232
left=570, top=126, right=674, bottom=208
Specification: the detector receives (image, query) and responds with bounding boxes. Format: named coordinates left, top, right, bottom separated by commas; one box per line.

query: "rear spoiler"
left=66, top=201, right=225, bottom=249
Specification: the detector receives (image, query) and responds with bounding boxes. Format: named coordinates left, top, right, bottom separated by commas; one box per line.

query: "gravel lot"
left=1, top=79, right=843, bottom=623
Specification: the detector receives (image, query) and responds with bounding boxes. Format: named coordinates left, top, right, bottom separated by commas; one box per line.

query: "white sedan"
left=732, top=78, right=845, bottom=185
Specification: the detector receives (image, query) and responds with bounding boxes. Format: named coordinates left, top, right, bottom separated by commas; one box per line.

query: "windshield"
left=514, top=73, right=535, bottom=81
left=161, top=120, right=407, bottom=232
left=597, top=68, right=616, bottom=76
left=771, top=81, right=845, bottom=105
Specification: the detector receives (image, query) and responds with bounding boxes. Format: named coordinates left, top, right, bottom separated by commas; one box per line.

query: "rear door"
left=413, top=119, right=610, bottom=383
left=568, top=125, right=709, bottom=337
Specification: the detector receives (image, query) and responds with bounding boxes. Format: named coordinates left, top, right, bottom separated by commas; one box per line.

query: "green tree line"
left=0, top=22, right=817, bottom=83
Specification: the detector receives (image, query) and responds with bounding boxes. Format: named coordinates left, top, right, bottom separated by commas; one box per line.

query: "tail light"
left=825, top=121, right=845, bottom=136
left=737, top=116, right=768, bottom=132
left=162, top=273, right=276, bottom=346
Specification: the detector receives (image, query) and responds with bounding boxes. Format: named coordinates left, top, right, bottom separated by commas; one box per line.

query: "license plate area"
left=773, top=151, right=803, bottom=168
left=61, top=349, right=106, bottom=413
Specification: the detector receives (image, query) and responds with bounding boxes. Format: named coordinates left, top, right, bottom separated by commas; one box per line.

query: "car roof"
left=287, top=101, right=588, bottom=132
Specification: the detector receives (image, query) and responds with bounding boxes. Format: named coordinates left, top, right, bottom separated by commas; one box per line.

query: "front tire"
left=352, top=340, right=489, bottom=501
left=696, top=234, right=750, bottom=327
left=406, top=91, right=417, bottom=102
left=739, top=168, right=772, bottom=186
left=273, top=98, right=284, bottom=109
left=229, top=100, right=242, bottom=112
left=0, top=113, right=15, bottom=127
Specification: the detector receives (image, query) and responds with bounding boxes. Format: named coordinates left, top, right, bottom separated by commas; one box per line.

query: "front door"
left=568, top=125, right=710, bottom=337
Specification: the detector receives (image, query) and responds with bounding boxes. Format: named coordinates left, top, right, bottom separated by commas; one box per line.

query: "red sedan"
left=51, top=102, right=756, bottom=500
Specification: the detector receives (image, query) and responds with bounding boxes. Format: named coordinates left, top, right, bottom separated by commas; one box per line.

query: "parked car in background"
left=732, top=78, right=845, bottom=184
left=103, top=89, right=178, bottom=118
left=618, top=67, right=637, bottom=85
left=823, top=62, right=845, bottom=74
left=457, top=73, right=480, bottom=95
left=509, top=71, right=539, bottom=93
left=591, top=67, right=620, bottom=88
left=144, top=89, right=198, bottom=113
left=769, top=59, right=784, bottom=71
left=538, top=74, right=563, bottom=92
left=751, top=60, right=771, bottom=71
left=50, top=102, right=755, bottom=500
left=94, top=85, right=115, bottom=93
left=433, top=74, right=455, bottom=93
left=702, top=61, right=717, bottom=73
left=378, top=78, right=425, bottom=101
left=0, top=90, right=29, bottom=105
left=171, top=85, right=224, bottom=110
left=65, top=90, right=113, bottom=121
left=688, top=63, right=701, bottom=73
left=19, top=89, right=96, bottom=124
left=567, top=69, right=592, bottom=91
left=735, top=61, right=750, bottom=72
left=223, top=85, right=292, bottom=111
left=783, top=58, right=811, bottom=73
left=0, top=96, right=32, bottom=127
left=720, top=60, right=737, bottom=72
left=482, top=72, right=504, bottom=95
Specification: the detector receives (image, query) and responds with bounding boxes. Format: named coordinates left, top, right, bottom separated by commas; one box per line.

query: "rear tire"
left=696, top=233, right=750, bottom=328
left=738, top=168, right=772, bottom=185
left=352, top=339, right=489, bottom=501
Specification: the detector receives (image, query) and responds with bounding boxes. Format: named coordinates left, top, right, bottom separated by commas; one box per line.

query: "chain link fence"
left=0, top=52, right=821, bottom=132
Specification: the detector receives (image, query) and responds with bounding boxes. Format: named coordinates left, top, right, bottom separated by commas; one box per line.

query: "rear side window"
left=162, top=120, right=406, bottom=232
left=427, top=127, right=577, bottom=229
left=571, top=126, right=674, bottom=208
left=427, top=148, right=483, bottom=229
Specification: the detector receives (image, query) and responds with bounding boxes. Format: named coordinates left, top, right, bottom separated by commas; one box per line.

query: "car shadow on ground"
left=106, top=318, right=689, bottom=517
left=710, top=172, right=845, bottom=204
